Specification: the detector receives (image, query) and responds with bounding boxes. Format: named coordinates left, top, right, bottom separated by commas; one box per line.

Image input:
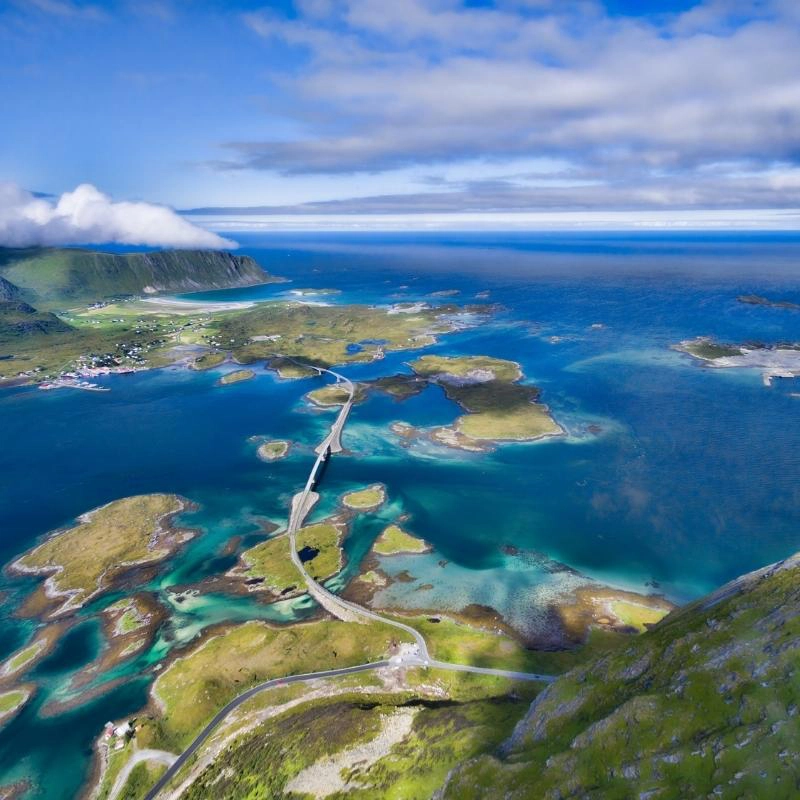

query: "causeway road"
left=143, top=359, right=555, bottom=799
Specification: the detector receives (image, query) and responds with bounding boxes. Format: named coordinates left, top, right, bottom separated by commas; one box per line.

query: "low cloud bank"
left=0, top=182, right=236, bottom=249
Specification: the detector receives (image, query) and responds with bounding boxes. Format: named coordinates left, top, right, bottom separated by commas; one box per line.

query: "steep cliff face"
left=440, top=553, right=800, bottom=800
left=0, top=247, right=277, bottom=307
left=0, top=276, right=21, bottom=301
left=125, top=249, right=271, bottom=293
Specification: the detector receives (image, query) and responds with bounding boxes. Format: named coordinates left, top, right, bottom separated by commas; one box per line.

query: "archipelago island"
left=1, top=244, right=797, bottom=800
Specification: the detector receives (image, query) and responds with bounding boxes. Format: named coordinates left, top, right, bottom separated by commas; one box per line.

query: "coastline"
left=7, top=496, right=198, bottom=619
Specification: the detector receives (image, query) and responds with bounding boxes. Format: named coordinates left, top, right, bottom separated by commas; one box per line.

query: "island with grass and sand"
left=218, top=368, right=255, bottom=386
left=0, top=623, right=69, bottom=680
left=255, top=439, right=290, bottom=461
left=97, top=594, right=167, bottom=668
left=9, top=494, right=195, bottom=617
left=215, top=301, right=493, bottom=374
left=0, top=687, right=33, bottom=729
left=305, top=382, right=367, bottom=407
left=675, top=336, right=800, bottom=386
left=341, top=484, right=387, bottom=511
left=388, top=354, right=564, bottom=451
left=227, top=519, right=347, bottom=598
left=372, top=524, right=431, bottom=556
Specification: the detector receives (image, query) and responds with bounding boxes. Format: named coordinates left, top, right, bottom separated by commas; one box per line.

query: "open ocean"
left=1, top=232, right=799, bottom=798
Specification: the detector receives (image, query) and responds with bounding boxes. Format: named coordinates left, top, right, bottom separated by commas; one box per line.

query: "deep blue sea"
left=1, top=232, right=799, bottom=797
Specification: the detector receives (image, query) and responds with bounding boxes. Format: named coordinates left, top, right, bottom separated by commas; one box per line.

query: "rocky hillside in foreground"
left=0, top=300, right=72, bottom=338
left=440, top=553, right=800, bottom=800
left=0, top=276, right=21, bottom=301
left=0, top=247, right=277, bottom=308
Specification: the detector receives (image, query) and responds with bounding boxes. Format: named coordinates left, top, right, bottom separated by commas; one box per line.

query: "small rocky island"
left=675, top=336, right=800, bottom=386
left=256, top=439, right=290, bottom=461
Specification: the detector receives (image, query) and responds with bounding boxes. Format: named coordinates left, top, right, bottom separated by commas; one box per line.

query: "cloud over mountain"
left=0, top=183, right=235, bottom=249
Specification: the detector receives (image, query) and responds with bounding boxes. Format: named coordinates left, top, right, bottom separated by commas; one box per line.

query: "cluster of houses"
left=102, top=720, right=134, bottom=751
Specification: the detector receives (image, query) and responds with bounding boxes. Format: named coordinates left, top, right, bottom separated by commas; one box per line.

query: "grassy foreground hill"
left=0, top=247, right=273, bottom=308
left=439, top=552, right=800, bottom=800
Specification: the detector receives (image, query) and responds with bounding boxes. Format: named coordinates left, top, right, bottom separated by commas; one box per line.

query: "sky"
left=1, top=0, right=799, bottom=236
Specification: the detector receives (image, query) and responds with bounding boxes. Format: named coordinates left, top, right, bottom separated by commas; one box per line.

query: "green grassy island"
left=305, top=382, right=367, bottom=407
left=218, top=368, right=255, bottom=386
left=341, top=484, right=387, bottom=510
left=10, top=494, right=193, bottom=616
left=367, top=373, right=428, bottom=400
left=674, top=336, right=800, bottom=386
left=230, top=521, right=345, bottom=596
left=216, top=301, right=490, bottom=371
left=373, top=524, right=430, bottom=555
left=0, top=688, right=31, bottom=728
left=408, top=354, right=563, bottom=449
left=675, top=336, right=744, bottom=360
left=256, top=439, right=290, bottom=461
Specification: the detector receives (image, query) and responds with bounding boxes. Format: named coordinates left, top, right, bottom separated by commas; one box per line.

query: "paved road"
left=285, top=364, right=432, bottom=655
left=143, top=661, right=389, bottom=800
left=110, top=749, right=176, bottom=800
left=142, top=358, right=556, bottom=799
left=429, top=659, right=555, bottom=683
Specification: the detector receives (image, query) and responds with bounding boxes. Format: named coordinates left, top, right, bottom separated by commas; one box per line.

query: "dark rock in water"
left=738, top=294, right=800, bottom=311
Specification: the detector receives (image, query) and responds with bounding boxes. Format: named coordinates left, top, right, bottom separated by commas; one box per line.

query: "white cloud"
left=236, top=0, right=800, bottom=182
left=0, top=182, right=236, bottom=249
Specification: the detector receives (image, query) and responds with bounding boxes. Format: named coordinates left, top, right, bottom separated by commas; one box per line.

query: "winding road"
left=142, top=360, right=555, bottom=800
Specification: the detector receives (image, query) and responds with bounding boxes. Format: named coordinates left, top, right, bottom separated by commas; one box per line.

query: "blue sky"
left=1, top=0, right=799, bottom=231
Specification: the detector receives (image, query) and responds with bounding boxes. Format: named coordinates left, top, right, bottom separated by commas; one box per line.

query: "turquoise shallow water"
left=1, top=232, right=799, bottom=797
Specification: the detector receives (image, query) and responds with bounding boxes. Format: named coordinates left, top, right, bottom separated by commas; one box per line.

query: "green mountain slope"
left=0, top=300, right=73, bottom=339
left=0, top=247, right=274, bottom=307
left=440, top=553, right=800, bottom=800
left=0, top=276, right=21, bottom=301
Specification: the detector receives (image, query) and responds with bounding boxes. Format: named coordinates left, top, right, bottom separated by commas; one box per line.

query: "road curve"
left=286, top=364, right=431, bottom=658
left=143, top=661, right=388, bottom=800
left=142, top=357, right=555, bottom=799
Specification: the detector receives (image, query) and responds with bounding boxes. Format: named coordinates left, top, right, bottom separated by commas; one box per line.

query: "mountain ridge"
left=0, top=247, right=276, bottom=308
left=438, top=551, right=800, bottom=799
